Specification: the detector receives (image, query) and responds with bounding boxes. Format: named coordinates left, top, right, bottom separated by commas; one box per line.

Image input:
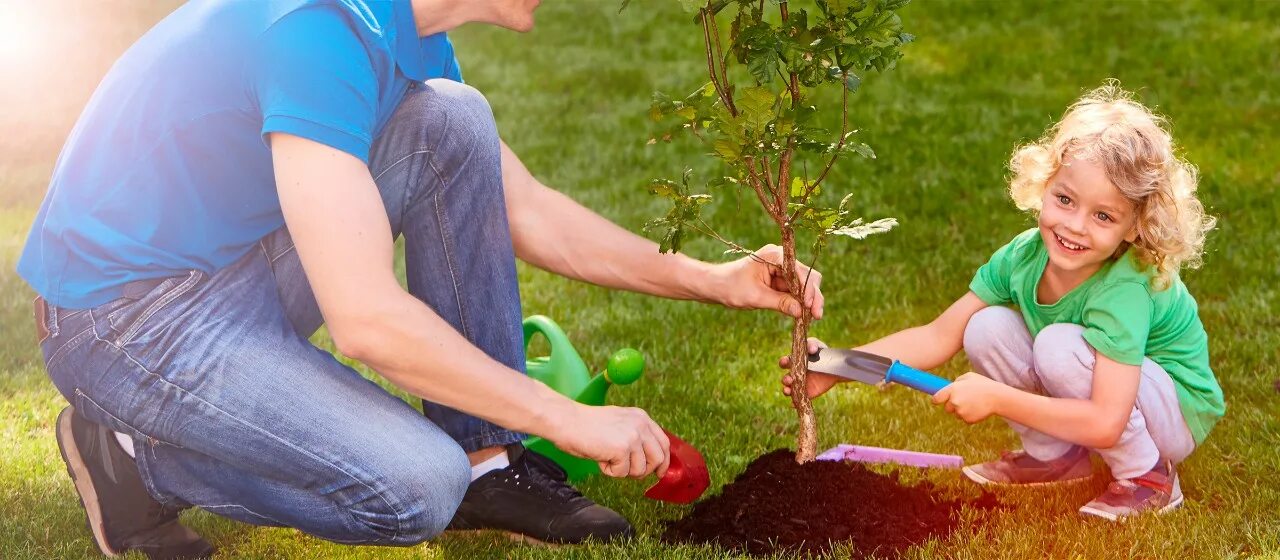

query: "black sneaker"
left=446, top=444, right=634, bottom=544
left=55, top=406, right=215, bottom=559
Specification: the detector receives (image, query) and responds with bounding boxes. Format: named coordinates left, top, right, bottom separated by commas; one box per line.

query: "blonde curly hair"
left=1008, top=82, right=1216, bottom=290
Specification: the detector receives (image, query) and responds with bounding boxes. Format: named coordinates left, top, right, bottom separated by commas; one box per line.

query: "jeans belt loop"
left=33, top=296, right=51, bottom=343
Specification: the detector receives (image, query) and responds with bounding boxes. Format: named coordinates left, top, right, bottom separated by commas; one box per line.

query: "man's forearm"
left=504, top=148, right=718, bottom=302
left=344, top=280, right=576, bottom=439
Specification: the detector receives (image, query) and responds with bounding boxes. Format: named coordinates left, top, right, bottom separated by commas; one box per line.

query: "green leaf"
left=661, top=227, right=683, bottom=253
left=747, top=52, right=780, bottom=83
left=738, top=86, right=777, bottom=133
left=713, top=138, right=743, bottom=162
left=830, top=217, right=898, bottom=240
left=707, top=175, right=740, bottom=189
left=648, top=179, right=682, bottom=198
left=838, top=193, right=855, bottom=213
left=650, top=91, right=676, bottom=121
left=853, top=142, right=876, bottom=159
left=844, top=72, right=861, bottom=92
left=790, top=177, right=817, bottom=198
left=677, top=0, right=705, bottom=13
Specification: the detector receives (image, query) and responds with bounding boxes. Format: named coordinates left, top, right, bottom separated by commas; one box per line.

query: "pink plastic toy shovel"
left=816, top=444, right=963, bottom=469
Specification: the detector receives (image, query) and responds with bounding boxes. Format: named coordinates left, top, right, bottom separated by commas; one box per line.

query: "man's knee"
left=347, top=443, right=471, bottom=545
left=1031, top=323, right=1093, bottom=395
left=962, top=306, right=1023, bottom=360
left=419, top=79, right=499, bottom=150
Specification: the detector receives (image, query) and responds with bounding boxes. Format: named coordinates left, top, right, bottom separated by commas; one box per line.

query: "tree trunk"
left=781, top=228, right=817, bottom=463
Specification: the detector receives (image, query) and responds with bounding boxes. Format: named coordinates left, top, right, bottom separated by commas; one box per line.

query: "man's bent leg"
left=48, top=249, right=470, bottom=545
left=262, top=80, right=525, bottom=453
left=373, top=81, right=632, bottom=542
left=255, top=80, right=633, bottom=544
left=372, top=80, right=527, bottom=452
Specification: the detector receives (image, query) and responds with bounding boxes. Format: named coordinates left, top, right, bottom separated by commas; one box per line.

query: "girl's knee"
left=962, top=306, right=1023, bottom=359
left=1031, top=323, right=1094, bottom=394
left=1032, top=324, right=1090, bottom=366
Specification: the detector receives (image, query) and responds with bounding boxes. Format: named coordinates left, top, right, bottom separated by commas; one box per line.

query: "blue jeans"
left=37, top=80, right=526, bottom=545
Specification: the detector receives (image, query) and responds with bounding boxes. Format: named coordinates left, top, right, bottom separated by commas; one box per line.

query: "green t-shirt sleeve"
left=968, top=236, right=1021, bottom=305
left=1081, top=282, right=1152, bottom=366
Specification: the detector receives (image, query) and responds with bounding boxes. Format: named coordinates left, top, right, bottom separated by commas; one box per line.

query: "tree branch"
left=743, top=156, right=779, bottom=219
left=777, top=1, right=803, bottom=226
left=701, top=9, right=737, bottom=118
left=691, top=219, right=773, bottom=267
left=706, top=8, right=736, bottom=115
left=790, top=72, right=850, bottom=222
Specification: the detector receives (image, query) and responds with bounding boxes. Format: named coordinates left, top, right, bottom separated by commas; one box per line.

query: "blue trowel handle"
left=883, top=361, right=951, bottom=395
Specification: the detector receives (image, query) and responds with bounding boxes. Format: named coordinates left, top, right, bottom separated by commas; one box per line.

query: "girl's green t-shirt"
left=968, top=228, right=1224, bottom=445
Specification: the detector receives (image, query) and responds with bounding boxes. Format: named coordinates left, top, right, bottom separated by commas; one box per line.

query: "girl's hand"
left=931, top=372, right=1005, bottom=423
left=778, top=337, right=842, bottom=399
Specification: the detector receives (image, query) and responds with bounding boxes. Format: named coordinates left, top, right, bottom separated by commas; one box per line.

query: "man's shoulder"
left=158, top=0, right=394, bottom=46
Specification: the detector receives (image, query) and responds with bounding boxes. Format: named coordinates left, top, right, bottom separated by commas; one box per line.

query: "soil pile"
left=661, top=449, right=1002, bottom=557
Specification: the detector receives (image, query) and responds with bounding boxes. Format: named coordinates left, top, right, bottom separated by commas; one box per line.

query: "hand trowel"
left=806, top=348, right=951, bottom=395
left=642, top=429, right=709, bottom=504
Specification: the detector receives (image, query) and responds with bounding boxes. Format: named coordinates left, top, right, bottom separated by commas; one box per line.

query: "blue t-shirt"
left=18, top=0, right=462, bottom=309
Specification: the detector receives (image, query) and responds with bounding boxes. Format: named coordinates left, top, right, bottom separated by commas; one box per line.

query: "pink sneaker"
left=961, top=446, right=1093, bottom=486
left=1079, top=459, right=1183, bottom=521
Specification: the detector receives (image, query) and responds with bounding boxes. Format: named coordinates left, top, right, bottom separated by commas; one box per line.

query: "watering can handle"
left=522, top=315, right=591, bottom=393
left=523, top=315, right=574, bottom=358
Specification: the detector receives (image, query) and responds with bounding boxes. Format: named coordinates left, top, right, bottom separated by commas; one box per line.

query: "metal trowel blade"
left=806, top=347, right=891, bottom=387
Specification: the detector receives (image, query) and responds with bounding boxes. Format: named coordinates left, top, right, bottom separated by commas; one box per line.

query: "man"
left=20, top=0, right=824, bottom=557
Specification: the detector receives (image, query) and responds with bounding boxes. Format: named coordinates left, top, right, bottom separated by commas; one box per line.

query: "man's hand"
left=777, top=337, right=843, bottom=399
left=710, top=244, right=825, bottom=320
left=931, top=372, right=1006, bottom=423
left=547, top=404, right=671, bottom=479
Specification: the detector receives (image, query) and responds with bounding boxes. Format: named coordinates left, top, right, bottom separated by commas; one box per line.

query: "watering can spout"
left=577, top=348, right=644, bottom=406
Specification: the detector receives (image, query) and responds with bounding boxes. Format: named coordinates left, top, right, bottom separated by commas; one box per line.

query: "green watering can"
left=520, top=315, right=644, bottom=481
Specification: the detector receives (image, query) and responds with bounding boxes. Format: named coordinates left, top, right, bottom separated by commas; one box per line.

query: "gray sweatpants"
left=962, top=306, right=1196, bottom=479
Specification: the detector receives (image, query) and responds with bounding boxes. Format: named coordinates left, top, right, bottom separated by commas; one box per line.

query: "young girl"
left=780, top=83, right=1222, bottom=520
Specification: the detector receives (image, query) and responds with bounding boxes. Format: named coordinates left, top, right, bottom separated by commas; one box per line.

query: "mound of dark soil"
left=661, top=449, right=1002, bottom=557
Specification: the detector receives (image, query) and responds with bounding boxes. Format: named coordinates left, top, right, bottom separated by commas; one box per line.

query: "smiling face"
left=1038, top=154, right=1139, bottom=281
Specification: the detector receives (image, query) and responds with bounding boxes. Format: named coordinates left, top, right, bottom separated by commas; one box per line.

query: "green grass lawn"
left=2, top=1, right=1278, bottom=558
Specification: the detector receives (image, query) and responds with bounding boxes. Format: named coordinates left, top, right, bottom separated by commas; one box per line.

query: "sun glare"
left=0, top=2, right=40, bottom=63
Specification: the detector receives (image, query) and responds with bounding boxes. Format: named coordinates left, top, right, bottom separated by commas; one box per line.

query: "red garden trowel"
left=807, top=348, right=952, bottom=395
left=644, top=429, right=710, bottom=504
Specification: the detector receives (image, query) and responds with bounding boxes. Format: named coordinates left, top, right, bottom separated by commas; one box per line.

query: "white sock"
left=114, top=431, right=136, bottom=459
left=470, top=449, right=510, bottom=482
